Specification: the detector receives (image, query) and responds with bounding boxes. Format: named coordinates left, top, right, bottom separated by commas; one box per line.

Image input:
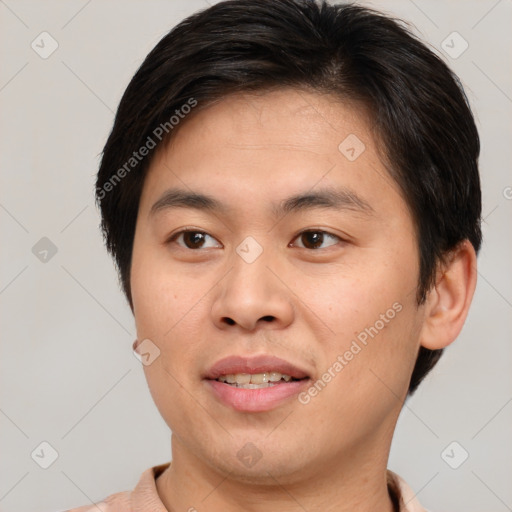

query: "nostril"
left=222, top=316, right=274, bottom=326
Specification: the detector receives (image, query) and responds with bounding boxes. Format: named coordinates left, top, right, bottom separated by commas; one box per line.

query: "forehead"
left=166, top=88, right=374, bottom=157
left=140, top=88, right=405, bottom=220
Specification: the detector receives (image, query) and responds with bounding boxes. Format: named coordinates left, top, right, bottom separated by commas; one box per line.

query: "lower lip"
left=206, top=379, right=310, bottom=412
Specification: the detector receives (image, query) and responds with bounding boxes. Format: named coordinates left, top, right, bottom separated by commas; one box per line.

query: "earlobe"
left=420, top=240, right=478, bottom=350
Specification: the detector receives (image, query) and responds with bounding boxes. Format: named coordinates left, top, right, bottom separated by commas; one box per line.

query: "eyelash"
left=166, top=228, right=344, bottom=251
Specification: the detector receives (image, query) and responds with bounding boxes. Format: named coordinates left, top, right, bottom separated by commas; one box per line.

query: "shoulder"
left=387, top=470, right=430, bottom=512
left=64, top=463, right=170, bottom=512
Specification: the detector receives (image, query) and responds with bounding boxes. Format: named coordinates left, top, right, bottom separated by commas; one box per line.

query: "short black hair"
left=96, top=0, right=482, bottom=395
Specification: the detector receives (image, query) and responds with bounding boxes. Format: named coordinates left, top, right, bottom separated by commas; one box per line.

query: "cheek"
left=131, top=249, right=210, bottom=432
left=303, top=252, right=421, bottom=398
left=131, top=241, right=203, bottom=338
left=301, top=299, right=421, bottom=440
left=130, top=243, right=214, bottom=392
left=302, top=258, right=416, bottom=343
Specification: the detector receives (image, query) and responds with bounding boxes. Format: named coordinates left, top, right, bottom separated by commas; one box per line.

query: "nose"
left=210, top=248, right=294, bottom=332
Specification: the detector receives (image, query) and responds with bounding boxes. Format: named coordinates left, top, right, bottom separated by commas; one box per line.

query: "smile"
left=204, top=355, right=312, bottom=412
left=216, top=372, right=296, bottom=388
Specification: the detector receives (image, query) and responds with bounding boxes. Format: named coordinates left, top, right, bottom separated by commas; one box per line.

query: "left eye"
left=291, top=230, right=342, bottom=250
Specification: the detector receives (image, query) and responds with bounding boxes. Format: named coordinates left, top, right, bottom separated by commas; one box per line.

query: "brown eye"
left=169, top=230, right=221, bottom=250
left=293, top=230, right=341, bottom=250
left=182, top=231, right=206, bottom=249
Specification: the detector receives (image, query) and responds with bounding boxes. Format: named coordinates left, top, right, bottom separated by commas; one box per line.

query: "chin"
left=200, top=440, right=310, bottom=484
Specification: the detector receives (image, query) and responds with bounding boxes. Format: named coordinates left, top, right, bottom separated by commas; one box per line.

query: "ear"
left=420, top=240, right=478, bottom=350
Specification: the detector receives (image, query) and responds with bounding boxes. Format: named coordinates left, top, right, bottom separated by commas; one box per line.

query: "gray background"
left=0, top=1, right=511, bottom=511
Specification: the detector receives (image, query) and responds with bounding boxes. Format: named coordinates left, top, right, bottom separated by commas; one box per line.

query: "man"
left=71, top=1, right=481, bottom=510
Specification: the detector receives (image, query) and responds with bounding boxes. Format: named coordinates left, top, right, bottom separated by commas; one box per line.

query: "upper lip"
left=204, top=355, right=310, bottom=380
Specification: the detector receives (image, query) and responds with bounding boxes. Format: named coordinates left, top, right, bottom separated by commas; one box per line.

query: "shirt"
left=66, top=463, right=427, bottom=512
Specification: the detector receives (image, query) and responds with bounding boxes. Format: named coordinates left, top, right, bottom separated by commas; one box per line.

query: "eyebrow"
left=149, top=186, right=375, bottom=218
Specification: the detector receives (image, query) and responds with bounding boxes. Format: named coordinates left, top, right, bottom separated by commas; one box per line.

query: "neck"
left=156, top=435, right=396, bottom=512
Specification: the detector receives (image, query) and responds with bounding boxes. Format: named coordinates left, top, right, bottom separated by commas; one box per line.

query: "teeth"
left=217, top=372, right=294, bottom=387
left=230, top=373, right=251, bottom=384
left=249, top=373, right=268, bottom=384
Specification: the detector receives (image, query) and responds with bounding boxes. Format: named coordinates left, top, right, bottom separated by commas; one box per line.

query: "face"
left=131, top=88, right=426, bottom=484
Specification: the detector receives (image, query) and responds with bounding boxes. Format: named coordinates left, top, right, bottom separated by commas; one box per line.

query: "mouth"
left=204, top=355, right=311, bottom=412
left=216, top=371, right=304, bottom=389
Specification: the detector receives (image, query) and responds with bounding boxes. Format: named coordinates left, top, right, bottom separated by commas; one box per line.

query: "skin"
left=130, top=88, right=477, bottom=512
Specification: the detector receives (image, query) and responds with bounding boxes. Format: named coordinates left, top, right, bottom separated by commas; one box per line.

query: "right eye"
left=167, top=230, right=222, bottom=250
